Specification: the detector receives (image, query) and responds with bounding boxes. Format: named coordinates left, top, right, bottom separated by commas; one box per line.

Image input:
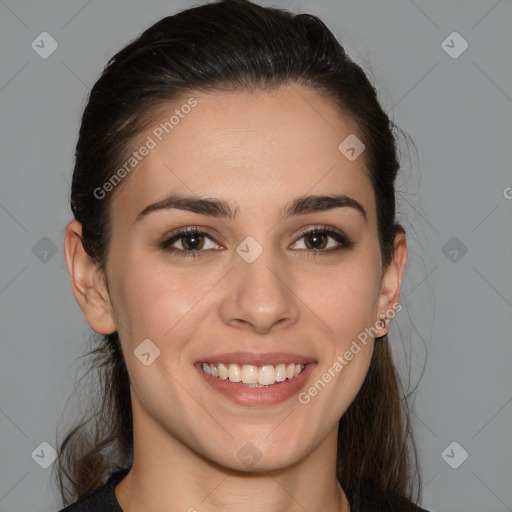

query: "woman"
left=56, top=0, right=429, bottom=510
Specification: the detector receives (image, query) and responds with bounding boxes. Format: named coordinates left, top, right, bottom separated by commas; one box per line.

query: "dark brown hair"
left=55, top=0, right=421, bottom=507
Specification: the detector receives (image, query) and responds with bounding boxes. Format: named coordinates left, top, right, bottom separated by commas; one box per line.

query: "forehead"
left=111, top=84, right=375, bottom=224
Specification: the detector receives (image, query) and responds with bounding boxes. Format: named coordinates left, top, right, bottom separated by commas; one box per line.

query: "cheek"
left=302, top=251, right=380, bottom=409
left=315, top=257, right=381, bottom=335
left=295, top=339, right=374, bottom=445
left=111, top=257, right=205, bottom=338
left=112, top=265, right=204, bottom=409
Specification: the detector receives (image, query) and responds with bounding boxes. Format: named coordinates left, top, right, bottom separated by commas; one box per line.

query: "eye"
left=159, top=226, right=222, bottom=258
left=290, top=226, right=354, bottom=255
left=159, top=225, right=354, bottom=258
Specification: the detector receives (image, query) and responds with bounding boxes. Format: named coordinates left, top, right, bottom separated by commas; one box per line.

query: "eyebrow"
left=134, top=193, right=367, bottom=224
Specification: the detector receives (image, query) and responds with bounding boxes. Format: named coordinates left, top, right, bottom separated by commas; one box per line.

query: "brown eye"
left=303, top=231, right=329, bottom=250
left=160, top=227, right=221, bottom=257
left=291, top=226, right=354, bottom=254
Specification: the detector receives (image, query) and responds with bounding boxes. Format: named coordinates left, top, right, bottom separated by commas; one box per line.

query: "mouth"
left=193, top=352, right=316, bottom=406
left=198, top=362, right=307, bottom=387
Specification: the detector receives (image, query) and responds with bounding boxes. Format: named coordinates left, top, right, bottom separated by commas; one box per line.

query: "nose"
left=219, top=244, right=300, bottom=334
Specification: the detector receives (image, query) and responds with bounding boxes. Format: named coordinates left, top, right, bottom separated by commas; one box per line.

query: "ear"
left=63, top=220, right=117, bottom=335
left=375, top=228, right=407, bottom=337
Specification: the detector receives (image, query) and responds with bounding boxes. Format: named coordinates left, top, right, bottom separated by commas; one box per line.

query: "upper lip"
left=194, top=351, right=316, bottom=366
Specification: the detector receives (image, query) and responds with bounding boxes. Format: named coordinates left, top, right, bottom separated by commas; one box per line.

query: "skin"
left=64, top=84, right=407, bottom=512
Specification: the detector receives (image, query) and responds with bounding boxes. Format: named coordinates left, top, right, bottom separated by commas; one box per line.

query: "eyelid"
left=294, top=224, right=348, bottom=241
left=159, top=225, right=219, bottom=244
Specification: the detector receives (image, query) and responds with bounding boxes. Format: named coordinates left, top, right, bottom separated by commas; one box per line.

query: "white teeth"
left=217, top=363, right=228, bottom=380
left=241, top=365, right=258, bottom=384
left=228, top=364, right=242, bottom=382
left=201, top=362, right=306, bottom=385
left=275, top=363, right=287, bottom=382
left=258, top=365, right=275, bottom=386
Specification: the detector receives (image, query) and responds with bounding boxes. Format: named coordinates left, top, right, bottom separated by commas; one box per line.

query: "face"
left=70, top=84, right=404, bottom=473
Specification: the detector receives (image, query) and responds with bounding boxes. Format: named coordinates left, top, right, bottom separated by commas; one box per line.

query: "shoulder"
left=351, top=479, right=431, bottom=512
left=57, top=468, right=130, bottom=512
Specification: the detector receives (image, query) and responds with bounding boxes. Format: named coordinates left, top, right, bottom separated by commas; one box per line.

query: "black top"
left=58, top=468, right=430, bottom=512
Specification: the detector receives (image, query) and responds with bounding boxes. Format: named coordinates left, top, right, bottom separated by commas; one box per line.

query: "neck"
left=115, top=403, right=350, bottom=512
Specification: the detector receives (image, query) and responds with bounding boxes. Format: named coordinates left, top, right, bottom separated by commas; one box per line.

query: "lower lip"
left=196, top=363, right=316, bottom=407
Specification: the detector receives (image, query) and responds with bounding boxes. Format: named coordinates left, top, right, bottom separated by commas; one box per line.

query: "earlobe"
left=63, top=220, right=117, bottom=335
left=376, top=229, right=408, bottom=336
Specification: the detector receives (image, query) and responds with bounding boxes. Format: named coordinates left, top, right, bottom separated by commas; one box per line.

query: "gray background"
left=0, top=0, right=511, bottom=511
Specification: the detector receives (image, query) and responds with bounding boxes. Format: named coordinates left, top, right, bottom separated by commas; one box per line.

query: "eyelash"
left=159, top=225, right=354, bottom=258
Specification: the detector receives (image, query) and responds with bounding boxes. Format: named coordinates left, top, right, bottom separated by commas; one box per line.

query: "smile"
left=201, top=362, right=307, bottom=387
